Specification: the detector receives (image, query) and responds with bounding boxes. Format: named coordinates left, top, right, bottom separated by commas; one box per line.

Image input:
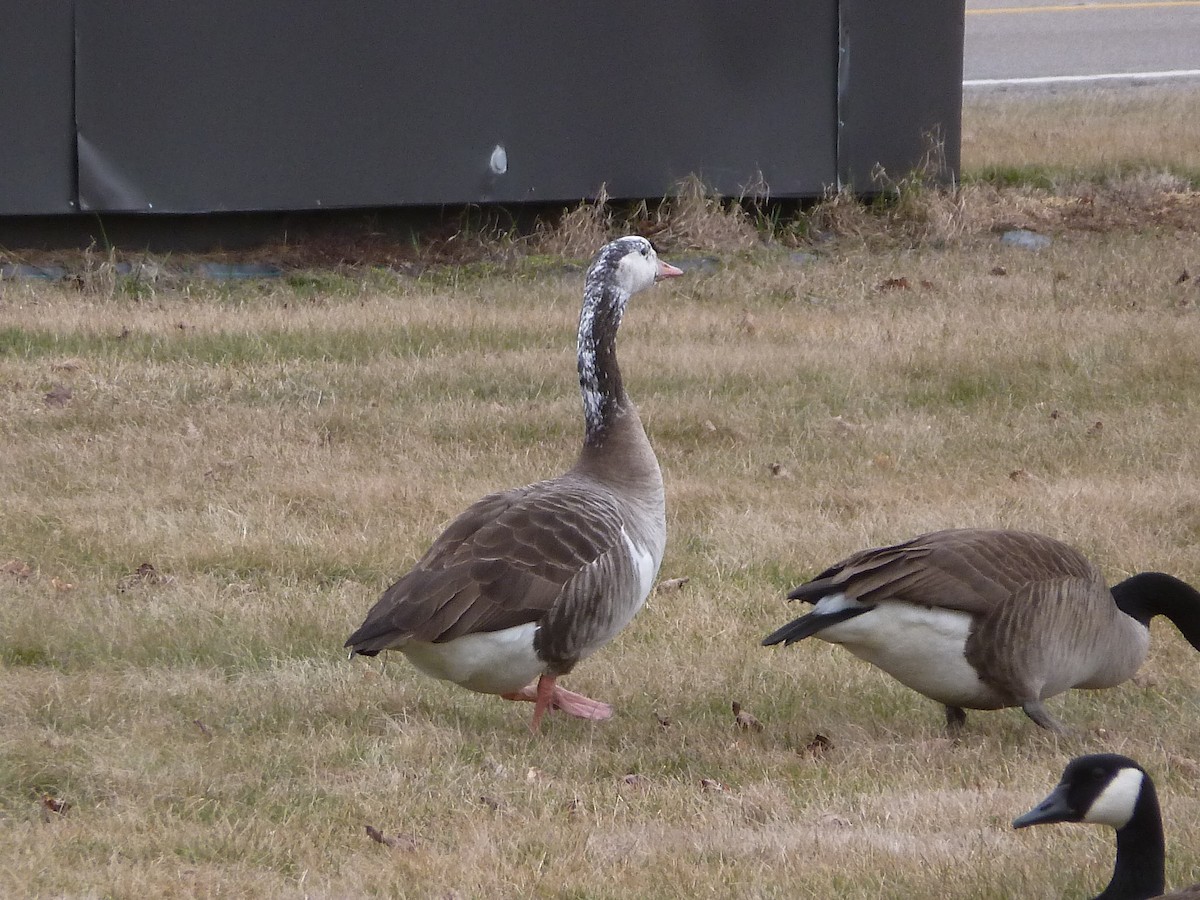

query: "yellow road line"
left=969, top=1, right=1200, bottom=14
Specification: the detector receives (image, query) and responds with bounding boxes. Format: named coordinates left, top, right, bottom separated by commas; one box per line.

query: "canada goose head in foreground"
left=762, top=529, right=1200, bottom=732
left=1014, top=753, right=1200, bottom=899
left=345, top=236, right=681, bottom=731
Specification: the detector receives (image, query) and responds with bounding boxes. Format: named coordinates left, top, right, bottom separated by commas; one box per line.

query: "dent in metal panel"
left=77, top=133, right=152, bottom=212
left=836, top=3, right=849, bottom=191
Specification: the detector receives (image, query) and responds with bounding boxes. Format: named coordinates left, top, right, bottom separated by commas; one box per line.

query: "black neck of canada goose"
left=1104, top=771, right=1165, bottom=900
left=1111, top=572, right=1200, bottom=650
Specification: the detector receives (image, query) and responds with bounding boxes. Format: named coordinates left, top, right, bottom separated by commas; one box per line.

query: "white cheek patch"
left=1084, top=768, right=1144, bottom=829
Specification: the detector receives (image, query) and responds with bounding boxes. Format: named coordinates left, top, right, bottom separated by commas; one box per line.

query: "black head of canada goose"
left=762, top=529, right=1200, bottom=732
left=345, top=236, right=682, bottom=730
left=1014, top=753, right=1200, bottom=900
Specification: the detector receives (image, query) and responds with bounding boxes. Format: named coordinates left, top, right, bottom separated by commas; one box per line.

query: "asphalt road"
left=964, top=0, right=1200, bottom=86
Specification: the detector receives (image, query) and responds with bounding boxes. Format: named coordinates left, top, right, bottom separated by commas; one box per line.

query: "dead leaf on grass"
left=732, top=701, right=764, bottom=733
left=737, top=309, right=758, bottom=336
left=43, top=384, right=73, bottom=407
left=118, top=562, right=173, bottom=592
left=1175, top=269, right=1190, bottom=285
left=804, top=733, right=834, bottom=756
left=655, top=576, right=690, bottom=594
left=193, top=719, right=214, bottom=739
left=41, top=795, right=70, bottom=817
left=3, top=560, right=34, bottom=580
left=830, top=415, right=865, bottom=436
left=364, top=825, right=419, bottom=850
left=818, top=812, right=851, bottom=828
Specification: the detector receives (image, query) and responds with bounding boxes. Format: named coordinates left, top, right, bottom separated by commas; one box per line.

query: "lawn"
left=1, top=86, right=1199, bottom=897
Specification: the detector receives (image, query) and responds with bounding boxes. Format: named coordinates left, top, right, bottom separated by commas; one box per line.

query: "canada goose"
left=1014, top=753, right=1200, bottom=899
left=345, top=236, right=681, bottom=730
left=762, top=529, right=1200, bottom=732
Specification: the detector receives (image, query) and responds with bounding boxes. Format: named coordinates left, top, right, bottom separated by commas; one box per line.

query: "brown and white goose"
left=1014, top=753, right=1200, bottom=899
left=762, top=529, right=1200, bottom=732
left=345, top=236, right=681, bottom=730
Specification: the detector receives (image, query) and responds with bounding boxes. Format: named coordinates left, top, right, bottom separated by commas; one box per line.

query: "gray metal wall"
left=0, top=2, right=962, bottom=218
left=1, top=2, right=76, bottom=214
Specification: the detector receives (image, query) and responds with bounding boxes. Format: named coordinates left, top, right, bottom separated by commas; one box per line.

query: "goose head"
left=1014, top=753, right=1168, bottom=900
left=585, top=236, right=682, bottom=301
left=1014, top=754, right=1147, bottom=830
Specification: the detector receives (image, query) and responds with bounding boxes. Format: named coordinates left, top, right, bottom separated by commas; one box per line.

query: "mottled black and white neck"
left=577, top=236, right=681, bottom=447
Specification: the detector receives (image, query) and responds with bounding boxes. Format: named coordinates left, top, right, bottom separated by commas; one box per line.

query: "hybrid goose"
left=762, top=529, right=1200, bottom=732
left=1014, top=753, right=1200, bottom=899
left=346, top=236, right=681, bottom=730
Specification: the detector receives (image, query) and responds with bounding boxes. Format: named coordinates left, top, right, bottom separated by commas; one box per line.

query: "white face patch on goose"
left=1084, top=767, right=1144, bottom=829
left=611, top=243, right=660, bottom=294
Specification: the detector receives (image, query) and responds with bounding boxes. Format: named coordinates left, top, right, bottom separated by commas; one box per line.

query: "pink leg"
left=500, top=675, right=613, bottom=730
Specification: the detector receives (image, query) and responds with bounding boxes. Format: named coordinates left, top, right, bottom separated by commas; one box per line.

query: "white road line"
left=965, top=69, right=1200, bottom=86
left=968, top=1, right=1200, bottom=14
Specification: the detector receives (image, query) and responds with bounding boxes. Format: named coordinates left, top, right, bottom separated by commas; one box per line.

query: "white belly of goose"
left=401, top=623, right=542, bottom=695
left=811, top=594, right=1002, bottom=709
left=398, top=529, right=659, bottom=695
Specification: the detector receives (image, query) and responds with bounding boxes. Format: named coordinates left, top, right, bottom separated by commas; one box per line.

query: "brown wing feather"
left=346, top=476, right=626, bottom=651
left=791, top=529, right=1100, bottom=616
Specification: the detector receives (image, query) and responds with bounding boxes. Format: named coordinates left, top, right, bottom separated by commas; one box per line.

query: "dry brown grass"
left=962, top=84, right=1200, bottom=180
left=3, top=93, right=1200, bottom=898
